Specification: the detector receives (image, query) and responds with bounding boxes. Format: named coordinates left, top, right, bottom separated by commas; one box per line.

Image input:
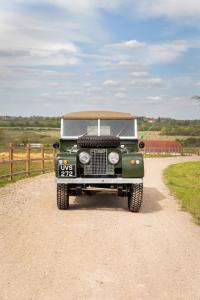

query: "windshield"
left=63, top=120, right=98, bottom=136
left=62, top=119, right=135, bottom=137
left=100, top=120, right=135, bottom=136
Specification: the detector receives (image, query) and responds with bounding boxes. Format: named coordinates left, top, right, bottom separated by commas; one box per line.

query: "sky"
left=0, top=0, right=200, bottom=119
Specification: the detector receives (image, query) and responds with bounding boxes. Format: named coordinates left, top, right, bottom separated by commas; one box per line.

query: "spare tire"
left=77, top=135, right=120, bottom=148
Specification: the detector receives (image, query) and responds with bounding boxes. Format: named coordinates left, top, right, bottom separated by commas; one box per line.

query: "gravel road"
left=1, top=157, right=200, bottom=300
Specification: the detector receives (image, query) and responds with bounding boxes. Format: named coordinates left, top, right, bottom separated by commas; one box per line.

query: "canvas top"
left=62, top=111, right=135, bottom=120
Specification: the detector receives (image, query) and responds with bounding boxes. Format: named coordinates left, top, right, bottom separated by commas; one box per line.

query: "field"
left=0, top=127, right=198, bottom=146
left=0, top=114, right=200, bottom=148
left=0, top=127, right=59, bottom=147
left=164, top=161, right=200, bottom=224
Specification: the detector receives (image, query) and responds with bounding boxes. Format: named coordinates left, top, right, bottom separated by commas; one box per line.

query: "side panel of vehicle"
left=122, top=153, right=144, bottom=178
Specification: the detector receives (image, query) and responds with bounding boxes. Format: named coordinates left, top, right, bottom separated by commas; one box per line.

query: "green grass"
left=164, top=161, right=200, bottom=224
left=144, top=153, right=177, bottom=158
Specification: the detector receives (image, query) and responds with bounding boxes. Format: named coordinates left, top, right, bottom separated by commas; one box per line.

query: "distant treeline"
left=0, top=115, right=200, bottom=137
left=137, top=117, right=200, bottom=136
left=0, top=116, right=60, bottom=128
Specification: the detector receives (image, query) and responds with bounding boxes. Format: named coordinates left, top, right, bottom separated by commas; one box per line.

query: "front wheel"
left=128, top=184, right=143, bottom=212
left=57, top=184, right=69, bottom=210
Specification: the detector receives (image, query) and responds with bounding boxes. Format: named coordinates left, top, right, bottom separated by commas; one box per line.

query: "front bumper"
left=56, top=177, right=143, bottom=184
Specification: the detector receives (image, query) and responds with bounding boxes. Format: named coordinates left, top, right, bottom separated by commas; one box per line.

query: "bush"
left=181, top=138, right=200, bottom=147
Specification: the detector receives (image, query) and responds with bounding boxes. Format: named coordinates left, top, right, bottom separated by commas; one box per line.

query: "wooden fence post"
left=26, top=144, right=30, bottom=177
left=9, top=143, right=13, bottom=180
left=41, top=145, right=45, bottom=174
left=53, top=147, right=56, bottom=158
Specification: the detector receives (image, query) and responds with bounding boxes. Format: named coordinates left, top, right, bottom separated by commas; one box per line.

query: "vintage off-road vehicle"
left=54, top=111, right=144, bottom=212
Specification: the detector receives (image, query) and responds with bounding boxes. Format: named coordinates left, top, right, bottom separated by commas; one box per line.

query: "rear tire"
left=57, top=184, right=69, bottom=210
left=128, top=184, right=143, bottom=212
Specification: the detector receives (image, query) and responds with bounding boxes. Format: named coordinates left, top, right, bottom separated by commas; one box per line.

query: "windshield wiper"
left=78, top=127, right=97, bottom=138
left=116, top=124, right=129, bottom=137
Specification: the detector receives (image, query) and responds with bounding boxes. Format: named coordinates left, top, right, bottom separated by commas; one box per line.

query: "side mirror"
left=139, top=141, right=145, bottom=149
left=52, top=142, right=60, bottom=149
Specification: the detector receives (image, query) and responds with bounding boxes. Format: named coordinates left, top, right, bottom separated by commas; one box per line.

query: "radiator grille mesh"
left=84, top=149, right=114, bottom=175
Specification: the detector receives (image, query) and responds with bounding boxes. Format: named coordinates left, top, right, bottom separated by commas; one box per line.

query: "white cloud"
left=42, top=0, right=126, bottom=15
left=82, top=83, right=92, bottom=87
left=147, top=40, right=191, bottom=64
left=0, top=9, right=83, bottom=68
left=84, top=72, right=92, bottom=77
left=87, top=86, right=102, bottom=92
left=103, top=80, right=118, bottom=86
left=42, top=92, right=50, bottom=97
left=41, top=43, right=79, bottom=53
left=131, top=71, right=149, bottom=77
left=135, top=0, right=200, bottom=19
left=111, top=40, right=146, bottom=49
left=145, top=96, right=162, bottom=102
left=131, top=77, right=165, bottom=86
left=114, top=92, right=126, bottom=98
left=195, top=82, right=200, bottom=87
left=108, top=39, right=192, bottom=65
left=0, top=0, right=199, bottom=118
left=169, top=97, right=182, bottom=101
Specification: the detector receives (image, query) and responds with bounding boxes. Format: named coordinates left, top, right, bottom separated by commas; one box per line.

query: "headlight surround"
left=108, top=152, right=120, bottom=165
left=79, top=151, right=90, bottom=164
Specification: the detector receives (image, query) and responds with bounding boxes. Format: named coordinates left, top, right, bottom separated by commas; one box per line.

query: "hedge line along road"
left=1, top=156, right=200, bottom=300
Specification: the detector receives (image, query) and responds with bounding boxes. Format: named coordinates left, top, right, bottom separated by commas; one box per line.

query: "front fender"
left=122, top=153, right=144, bottom=178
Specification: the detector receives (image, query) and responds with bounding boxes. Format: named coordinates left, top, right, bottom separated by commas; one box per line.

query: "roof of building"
left=62, top=111, right=135, bottom=120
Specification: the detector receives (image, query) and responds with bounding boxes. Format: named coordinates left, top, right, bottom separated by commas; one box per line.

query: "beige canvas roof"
left=63, top=111, right=135, bottom=120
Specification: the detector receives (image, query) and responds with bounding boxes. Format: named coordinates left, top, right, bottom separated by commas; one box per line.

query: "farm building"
left=141, top=140, right=183, bottom=154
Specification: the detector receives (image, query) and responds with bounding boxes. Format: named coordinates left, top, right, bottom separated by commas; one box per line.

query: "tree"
left=192, top=95, right=200, bottom=100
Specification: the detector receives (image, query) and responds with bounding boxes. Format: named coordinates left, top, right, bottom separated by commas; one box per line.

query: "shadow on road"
left=70, top=192, right=128, bottom=212
left=141, top=187, right=165, bottom=214
left=69, top=187, right=165, bottom=213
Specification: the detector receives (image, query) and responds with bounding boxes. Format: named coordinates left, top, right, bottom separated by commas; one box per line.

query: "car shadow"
left=69, top=187, right=165, bottom=213
left=70, top=192, right=128, bottom=212
left=141, top=187, right=165, bottom=214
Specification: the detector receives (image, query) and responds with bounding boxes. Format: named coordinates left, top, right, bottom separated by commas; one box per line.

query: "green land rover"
left=54, top=111, right=145, bottom=212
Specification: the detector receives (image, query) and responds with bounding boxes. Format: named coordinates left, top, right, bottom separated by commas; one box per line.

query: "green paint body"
left=122, top=153, right=144, bottom=177
left=55, top=139, right=144, bottom=178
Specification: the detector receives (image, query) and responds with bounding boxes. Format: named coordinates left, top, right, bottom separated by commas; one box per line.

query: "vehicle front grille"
left=84, top=149, right=114, bottom=176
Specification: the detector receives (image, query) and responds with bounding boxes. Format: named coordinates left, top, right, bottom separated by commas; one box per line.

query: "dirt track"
left=1, top=157, right=200, bottom=300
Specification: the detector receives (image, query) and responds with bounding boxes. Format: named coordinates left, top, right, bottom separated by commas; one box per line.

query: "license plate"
left=59, top=164, right=76, bottom=177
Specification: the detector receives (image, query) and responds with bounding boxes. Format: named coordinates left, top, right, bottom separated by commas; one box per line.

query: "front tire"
left=128, top=184, right=143, bottom=212
left=57, top=184, right=69, bottom=210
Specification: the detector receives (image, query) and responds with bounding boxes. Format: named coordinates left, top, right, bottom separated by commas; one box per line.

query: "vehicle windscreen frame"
left=61, top=118, right=137, bottom=139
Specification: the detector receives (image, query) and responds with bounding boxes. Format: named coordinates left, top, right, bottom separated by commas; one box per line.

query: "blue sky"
left=0, top=0, right=200, bottom=119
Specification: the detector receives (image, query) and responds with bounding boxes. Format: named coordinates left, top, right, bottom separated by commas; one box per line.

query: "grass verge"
left=164, top=161, right=200, bottom=224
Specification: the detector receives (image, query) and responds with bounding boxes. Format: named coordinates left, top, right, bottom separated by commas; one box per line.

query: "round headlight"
left=79, top=151, right=90, bottom=164
left=108, top=152, right=119, bottom=165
